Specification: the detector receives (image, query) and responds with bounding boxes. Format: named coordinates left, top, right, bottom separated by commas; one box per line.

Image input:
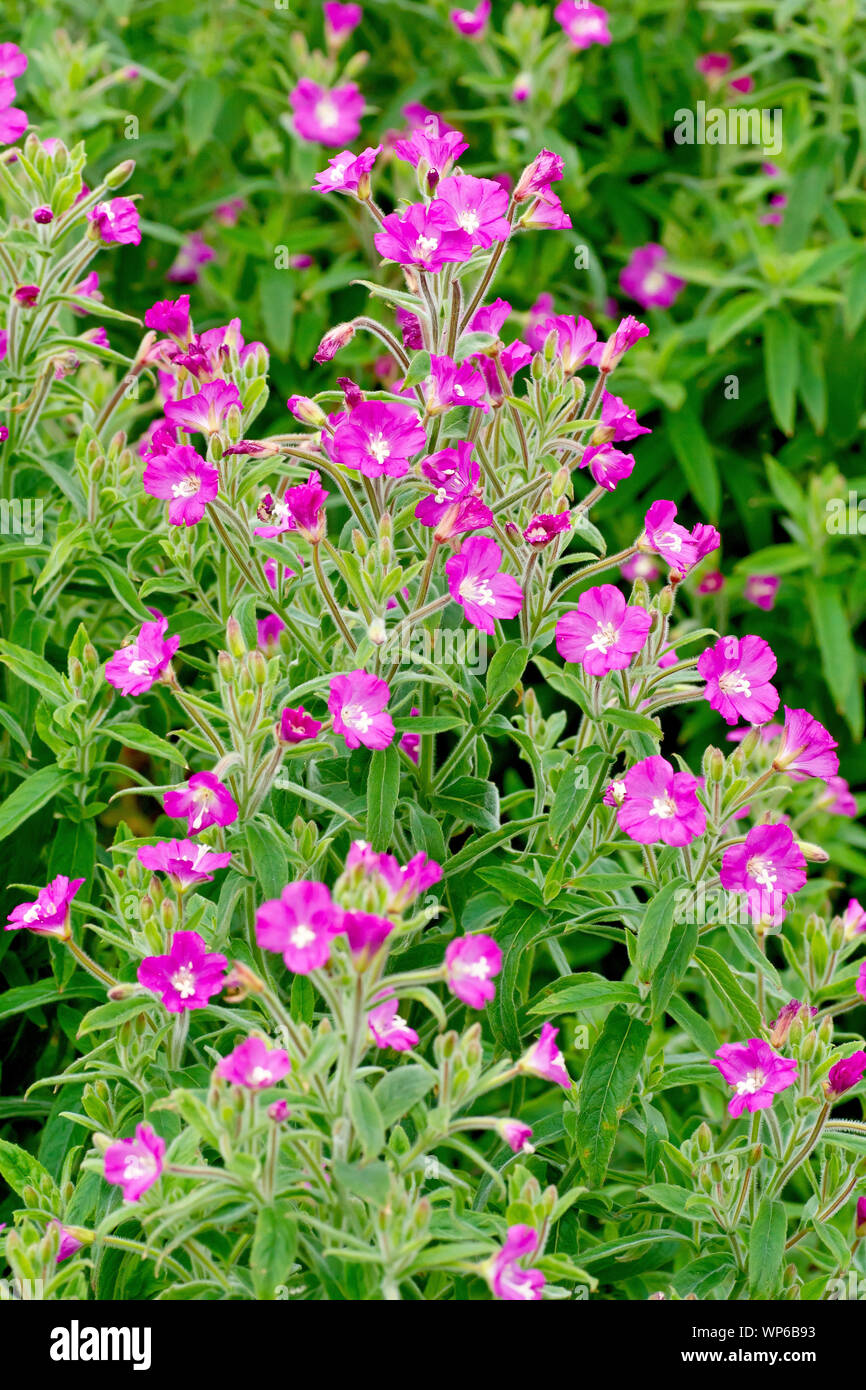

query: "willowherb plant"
left=1, top=41, right=865, bottom=1303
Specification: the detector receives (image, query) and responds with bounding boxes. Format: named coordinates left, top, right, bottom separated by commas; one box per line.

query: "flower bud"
left=657, top=585, right=675, bottom=615
left=226, top=616, right=246, bottom=659
left=218, top=650, right=235, bottom=683
left=695, top=1123, right=712, bottom=1155
left=104, top=159, right=136, bottom=189
left=708, top=747, right=725, bottom=782
left=796, top=839, right=829, bottom=864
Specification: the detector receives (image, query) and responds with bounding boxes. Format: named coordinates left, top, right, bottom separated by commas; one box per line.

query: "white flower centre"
left=368, top=433, right=391, bottom=465
left=315, top=98, right=340, bottom=129
left=735, top=1069, right=767, bottom=1096
left=169, top=965, right=196, bottom=999
left=463, top=957, right=492, bottom=979
left=457, top=209, right=480, bottom=234
left=747, top=857, right=777, bottom=890
left=343, top=703, right=373, bottom=733
left=434, top=486, right=448, bottom=504
left=658, top=529, right=683, bottom=552
left=644, top=270, right=667, bottom=295
left=171, top=474, right=200, bottom=498
left=459, top=576, right=495, bottom=607
left=719, top=670, right=751, bottom=697
left=290, top=924, right=316, bottom=949
left=415, top=234, right=440, bottom=257
left=650, top=795, right=676, bottom=820
left=587, top=620, right=620, bottom=654
left=128, top=658, right=150, bottom=675
left=249, top=1066, right=272, bottom=1085
left=123, top=1152, right=157, bottom=1180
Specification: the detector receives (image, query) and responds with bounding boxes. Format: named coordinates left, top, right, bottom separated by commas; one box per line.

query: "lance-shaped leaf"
left=577, top=1006, right=650, bottom=1187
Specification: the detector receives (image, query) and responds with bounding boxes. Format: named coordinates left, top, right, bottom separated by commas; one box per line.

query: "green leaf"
left=103, top=721, right=180, bottom=764
left=246, top=820, right=289, bottom=901
left=348, top=1083, right=386, bottom=1158
left=576, top=1006, right=651, bottom=1187
left=603, top=707, right=661, bottom=739
left=0, top=1136, right=58, bottom=1199
left=485, top=640, right=529, bottom=708
left=373, top=1065, right=435, bottom=1126
left=0, top=640, right=66, bottom=703
left=748, top=1196, right=786, bottom=1298
left=183, top=76, right=223, bottom=154
left=366, top=743, right=400, bottom=850
left=665, top=406, right=720, bottom=521
left=331, top=1159, right=391, bottom=1207
left=0, top=980, right=102, bottom=1022
left=805, top=581, right=861, bottom=738
left=528, top=973, right=640, bottom=1015
left=250, top=1205, right=298, bottom=1300
left=707, top=292, right=768, bottom=353
left=695, top=946, right=765, bottom=1035
left=637, top=878, right=688, bottom=982
left=0, top=765, right=71, bottom=844
left=433, top=776, right=499, bottom=831
left=764, top=311, right=800, bottom=434
left=401, top=350, right=431, bottom=389
left=651, top=921, right=698, bottom=1019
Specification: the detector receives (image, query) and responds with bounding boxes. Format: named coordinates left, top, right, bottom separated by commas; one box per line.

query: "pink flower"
left=825, top=1051, right=866, bottom=1100
left=744, top=575, right=780, bottom=611
left=535, top=313, right=596, bottom=373
left=603, top=778, right=627, bottom=807
left=697, top=635, right=780, bottom=726
left=450, top=0, right=490, bottom=34
left=256, top=881, right=340, bottom=973
left=142, top=443, right=218, bottom=525
left=620, top=244, right=684, bottom=310
left=698, top=569, right=725, bottom=594
left=696, top=53, right=732, bottom=81
left=314, top=321, right=356, bottom=363
left=341, top=910, right=393, bottom=964
left=278, top=705, right=323, bottom=744
left=856, top=1197, right=866, bottom=1236
left=642, top=500, right=720, bottom=578
left=103, top=1124, right=165, bottom=1202
left=167, top=232, right=215, bottom=284
left=499, top=1120, right=533, bottom=1153
left=400, top=707, right=421, bottom=764
left=312, top=144, right=381, bottom=194
left=713, top=1039, right=797, bottom=1116
left=14, top=284, right=39, bottom=306
left=145, top=295, right=191, bottom=340
left=719, top=823, right=807, bottom=924
left=415, top=440, right=493, bottom=539
left=621, top=553, right=659, bottom=583
left=217, top=1037, right=291, bottom=1089
left=324, top=2, right=363, bottom=39
left=593, top=391, right=652, bottom=445
left=556, top=585, right=652, bottom=678
left=214, top=197, right=246, bottom=226
left=579, top=441, right=635, bottom=491
left=105, top=610, right=179, bottom=696
left=137, top=840, right=232, bottom=888
left=422, top=355, right=489, bottom=415
left=489, top=1226, right=545, bottom=1301
left=396, top=307, right=424, bottom=350
left=290, top=79, right=364, bottom=147
left=88, top=198, right=141, bottom=246
left=0, top=44, right=28, bottom=80
left=327, top=400, right=425, bottom=479
left=617, top=755, right=706, bottom=846
left=554, top=1, right=611, bottom=48
left=256, top=471, right=329, bottom=543
left=164, top=379, right=242, bottom=436
left=445, top=934, right=502, bottom=1008
left=369, top=995, right=418, bottom=1051
left=0, top=105, right=27, bottom=145
left=858, top=961, right=866, bottom=1004
left=816, top=777, right=856, bottom=817
left=446, top=536, right=523, bottom=634
left=759, top=195, right=787, bottom=228
left=514, top=149, right=564, bottom=203
left=343, top=843, right=442, bottom=911
left=730, top=75, right=754, bottom=94
left=33, top=205, right=53, bottom=224
left=392, top=123, right=468, bottom=179
left=843, top=899, right=866, bottom=938
left=329, top=669, right=395, bottom=749
left=520, top=190, right=572, bottom=230
left=53, top=1222, right=84, bottom=1263
left=5, top=875, right=84, bottom=941
left=772, top=707, right=839, bottom=781
left=469, top=298, right=512, bottom=337
left=519, top=1023, right=572, bottom=1088
left=523, top=512, right=571, bottom=548
left=138, top=930, right=228, bottom=1012
left=374, top=201, right=475, bottom=272
left=435, top=175, right=511, bottom=249
left=163, top=772, right=238, bottom=834
left=258, top=613, right=286, bottom=656
left=594, top=315, right=651, bottom=371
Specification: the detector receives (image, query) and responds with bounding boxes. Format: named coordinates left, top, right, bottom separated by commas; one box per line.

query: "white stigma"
left=343, top=703, right=373, bottom=733
left=587, top=620, right=620, bottom=654
left=290, top=924, right=316, bottom=949
left=735, top=1069, right=767, bottom=1096
left=459, top=576, right=495, bottom=607
left=170, top=964, right=196, bottom=999
left=650, top=795, right=676, bottom=820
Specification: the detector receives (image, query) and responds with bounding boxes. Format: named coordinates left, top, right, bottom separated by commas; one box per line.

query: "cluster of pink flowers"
left=0, top=44, right=28, bottom=146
